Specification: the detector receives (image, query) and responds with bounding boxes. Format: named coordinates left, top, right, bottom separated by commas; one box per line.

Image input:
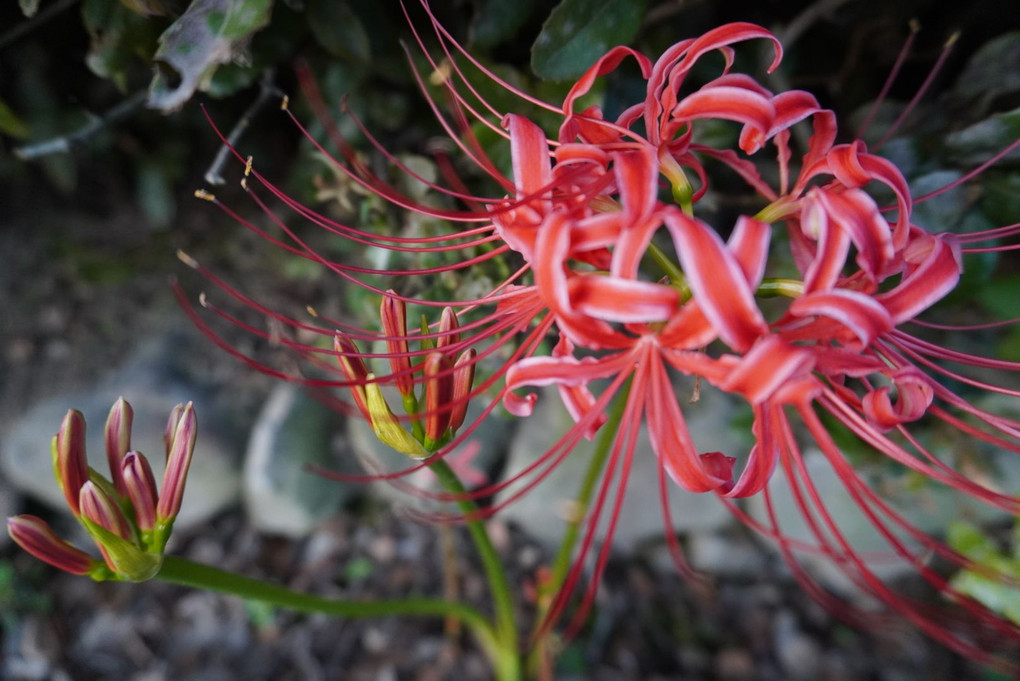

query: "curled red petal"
left=876, top=233, right=961, bottom=324
left=788, top=289, right=894, bottom=349
left=664, top=210, right=768, bottom=352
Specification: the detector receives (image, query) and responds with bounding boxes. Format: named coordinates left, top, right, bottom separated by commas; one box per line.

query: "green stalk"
left=156, top=555, right=503, bottom=672
left=428, top=457, right=521, bottom=680
left=646, top=243, right=690, bottom=299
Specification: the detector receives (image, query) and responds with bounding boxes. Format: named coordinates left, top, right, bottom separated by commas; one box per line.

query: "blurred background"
left=1, top=0, right=1018, bottom=679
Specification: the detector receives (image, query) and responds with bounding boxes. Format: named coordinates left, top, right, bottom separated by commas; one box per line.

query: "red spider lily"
left=178, top=3, right=1020, bottom=671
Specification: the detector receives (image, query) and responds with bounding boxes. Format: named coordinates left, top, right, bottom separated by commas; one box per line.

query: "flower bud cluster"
left=7, top=399, right=198, bottom=582
left=336, top=291, right=476, bottom=458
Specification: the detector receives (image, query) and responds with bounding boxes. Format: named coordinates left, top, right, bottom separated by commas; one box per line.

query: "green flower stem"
left=756, top=278, right=804, bottom=298
left=646, top=243, right=690, bottom=299
left=428, top=457, right=521, bottom=681
left=156, top=555, right=502, bottom=671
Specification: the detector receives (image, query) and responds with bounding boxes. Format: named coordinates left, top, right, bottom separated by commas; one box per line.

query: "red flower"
left=179, top=5, right=1020, bottom=670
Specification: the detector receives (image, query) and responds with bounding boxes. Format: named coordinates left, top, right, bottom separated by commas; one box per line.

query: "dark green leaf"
left=978, top=274, right=1020, bottom=320
left=946, top=107, right=1020, bottom=166
left=0, top=99, right=31, bottom=139
left=82, top=0, right=163, bottom=90
left=305, top=0, right=370, bottom=61
left=471, top=0, right=539, bottom=50
left=18, top=0, right=40, bottom=18
left=952, top=33, right=1020, bottom=106
left=531, top=0, right=646, bottom=81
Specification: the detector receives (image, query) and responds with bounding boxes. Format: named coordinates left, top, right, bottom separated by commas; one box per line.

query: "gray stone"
left=0, top=475, right=19, bottom=549
left=687, top=530, right=767, bottom=578
left=774, top=610, right=823, bottom=681
left=496, top=387, right=740, bottom=552
left=243, top=384, right=361, bottom=537
left=0, top=333, right=243, bottom=532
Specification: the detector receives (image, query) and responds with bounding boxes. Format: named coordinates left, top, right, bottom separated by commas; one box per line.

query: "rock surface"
left=244, top=384, right=363, bottom=537
left=497, top=386, right=741, bottom=551
left=1, top=332, right=244, bottom=530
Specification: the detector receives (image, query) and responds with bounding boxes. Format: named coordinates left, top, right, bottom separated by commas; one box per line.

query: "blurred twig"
left=777, top=0, right=853, bottom=48
left=0, top=0, right=81, bottom=51
left=14, top=91, right=148, bottom=160
left=203, top=70, right=283, bottom=185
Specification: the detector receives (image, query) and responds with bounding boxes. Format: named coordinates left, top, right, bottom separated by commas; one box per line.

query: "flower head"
left=179, top=4, right=1020, bottom=670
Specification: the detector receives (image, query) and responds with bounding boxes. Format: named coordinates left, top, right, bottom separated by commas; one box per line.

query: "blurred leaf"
left=978, top=274, right=1020, bottom=320
left=0, top=100, right=31, bottom=139
left=121, top=0, right=173, bottom=14
left=981, top=172, right=1020, bottom=227
left=531, top=0, right=645, bottom=81
left=207, top=2, right=306, bottom=98
left=137, top=160, right=176, bottom=228
left=952, top=33, right=1020, bottom=107
left=242, top=598, right=277, bottom=629
left=344, top=556, right=374, bottom=582
left=910, top=170, right=967, bottom=232
left=18, top=0, right=40, bottom=17
left=471, top=0, right=538, bottom=49
left=148, top=0, right=273, bottom=111
left=946, top=107, right=1020, bottom=166
left=305, top=0, right=369, bottom=61
left=39, top=154, right=77, bottom=194
left=83, top=0, right=164, bottom=90
left=948, top=521, right=1020, bottom=626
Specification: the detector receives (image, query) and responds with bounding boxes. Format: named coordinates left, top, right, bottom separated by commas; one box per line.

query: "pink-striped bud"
left=80, top=481, right=133, bottom=574
left=53, top=409, right=89, bottom=516
left=6, top=515, right=96, bottom=576
left=156, top=402, right=197, bottom=524
left=335, top=335, right=372, bottom=421
left=436, top=307, right=460, bottom=351
left=79, top=481, right=133, bottom=541
left=163, top=403, right=184, bottom=461
left=122, top=451, right=158, bottom=532
left=380, top=291, right=414, bottom=398
left=104, top=397, right=134, bottom=497
left=448, top=348, right=476, bottom=434
left=423, top=352, right=452, bottom=449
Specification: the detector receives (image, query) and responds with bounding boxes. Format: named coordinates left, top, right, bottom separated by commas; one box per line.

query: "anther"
left=176, top=250, right=199, bottom=269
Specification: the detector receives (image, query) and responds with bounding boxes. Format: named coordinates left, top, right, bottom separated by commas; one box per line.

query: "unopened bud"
left=335, top=335, right=372, bottom=420
left=448, top=348, right=476, bottom=434
left=163, top=403, right=185, bottom=461
left=380, top=292, right=415, bottom=398
left=53, top=410, right=89, bottom=516
left=122, top=452, right=158, bottom=533
left=104, top=398, right=134, bottom=497
left=436, top=308, right=460, bottom=351
left=156, top=402, right=197, bottom=525
left=79, top=481, right=132, bottom=541
left=423, top=352, right=452, bottom=450
left=7, top=516, right=97, bottom=576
